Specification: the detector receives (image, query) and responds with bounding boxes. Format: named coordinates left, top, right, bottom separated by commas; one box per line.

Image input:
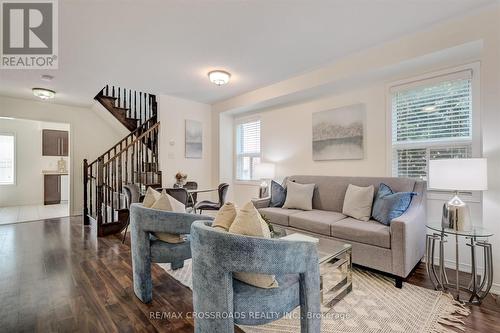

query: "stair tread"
left=100, top=95, right=117, bottom=100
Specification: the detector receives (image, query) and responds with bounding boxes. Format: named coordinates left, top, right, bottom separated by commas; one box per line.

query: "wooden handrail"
left=89, top=116, right=157, bottom=166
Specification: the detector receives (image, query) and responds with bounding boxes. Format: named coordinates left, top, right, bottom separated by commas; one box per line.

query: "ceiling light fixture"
left=32, top=88, right=56, bottom=100
left=208, top=70, right=231, bottom=86
left=41, top=74, right=54, bottom=81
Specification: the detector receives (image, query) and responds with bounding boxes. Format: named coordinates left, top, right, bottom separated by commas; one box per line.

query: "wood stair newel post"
left=96, top=156, right=104, bottom=233
left=83, top=159, right=89, bottom=225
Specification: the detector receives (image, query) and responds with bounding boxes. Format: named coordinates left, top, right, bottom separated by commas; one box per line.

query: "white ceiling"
left=0, top=0, right=496, bottom=107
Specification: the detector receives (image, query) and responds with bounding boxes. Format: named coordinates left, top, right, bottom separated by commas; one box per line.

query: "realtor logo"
left=1, top=0, right=58, bottom=69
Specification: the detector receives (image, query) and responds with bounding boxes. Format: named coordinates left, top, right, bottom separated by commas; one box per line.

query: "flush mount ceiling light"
left=208, top=70, right=231, bottom=86
left=41, top=74, right=54, bottom=81
left=423, top=105, right=437, bottom=112
left=32, top=88, right=55, bottom=100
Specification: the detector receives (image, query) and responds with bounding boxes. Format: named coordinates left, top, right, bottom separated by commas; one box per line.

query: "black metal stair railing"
left=83, top=86, right=161, bottom=237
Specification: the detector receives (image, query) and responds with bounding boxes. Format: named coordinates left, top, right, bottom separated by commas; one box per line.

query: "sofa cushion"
left=342, top=184, right=374, bottom=221
left=270, top=180, right=287, bottom=207
left=150, top=190, right=186, bottom=244
left=283, top=181, right=315, bottom=211
left=258, top=207, right=303, bottom=226
left=212, top=202, right=237, bottom=231
left=372, top=183, right=416, bottom=226
left=143, top=187, right=161, bottom=208
left=229, top=202, right=278, bottom=289
left=289, top=210, right=347, bottom=236
left=330, top=217, right=391, bottom=248
left=287, top=175, right=416, bottom=212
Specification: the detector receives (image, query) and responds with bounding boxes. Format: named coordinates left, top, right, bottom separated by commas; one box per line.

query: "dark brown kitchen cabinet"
left=42, top=130, right=68, bottom=156
left=44, top=175, right=61, bottom=205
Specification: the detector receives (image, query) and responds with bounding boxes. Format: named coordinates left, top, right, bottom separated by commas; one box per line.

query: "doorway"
left=0, top=118, right=70, bottom=224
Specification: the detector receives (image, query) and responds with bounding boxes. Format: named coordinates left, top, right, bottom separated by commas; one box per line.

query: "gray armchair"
left=130, top=203, right=213, bottom=303
left=190, top=221, right=321, bottom=333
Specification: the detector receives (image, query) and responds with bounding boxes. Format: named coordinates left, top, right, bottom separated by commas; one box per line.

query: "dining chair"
left=151, top=187, right=189, bottom=206
left=194, top=183, right=229, bottom=214
left=184, top=181, right=198, bottom=211
left=164, top=188, right=189, bottom=206
left=121, top=183, right=142, bottom=243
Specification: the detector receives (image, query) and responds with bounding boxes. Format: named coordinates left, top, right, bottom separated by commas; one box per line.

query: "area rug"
left=159, top=260, right=470, bottom=333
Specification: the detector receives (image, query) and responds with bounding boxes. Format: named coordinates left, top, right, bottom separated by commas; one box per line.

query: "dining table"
left=186, top=188, right=218, bottom=213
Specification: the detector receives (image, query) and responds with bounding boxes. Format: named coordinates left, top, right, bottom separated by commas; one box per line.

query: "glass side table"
left=426, top=223, right=494, bottom=304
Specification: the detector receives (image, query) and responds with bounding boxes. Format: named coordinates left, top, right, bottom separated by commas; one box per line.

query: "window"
left=235, top=118, right=261, bottom=181
left=391, top=70, right=475, bottom=180
left=0, top=134, right=15, bottom=185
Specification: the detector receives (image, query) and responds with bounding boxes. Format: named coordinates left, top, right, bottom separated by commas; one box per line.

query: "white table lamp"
left=254, top=163, right=276, bottom=198
left=428, top=158, right=487, bottom=231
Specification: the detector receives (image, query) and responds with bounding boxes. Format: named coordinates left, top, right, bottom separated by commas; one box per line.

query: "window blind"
left=235, top=120, right=261, bottom=180
left=394, top=148, right=427, bottom=179
left=391, top=70, right=474, bottom=179
left=236, top=120, right=260, bottom=155
left=0, top=134, right=15, bottom=185
left=392, top=77, right=472, bottom=143
left=394, top=145, right=472, bottom=179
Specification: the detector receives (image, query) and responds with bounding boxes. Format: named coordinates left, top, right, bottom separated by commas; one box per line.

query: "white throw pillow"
left=282, top=181, right=315, bottom=211
left=150, top=190, right=186, bottom=243
left=212, top=202, right=237, bottom=231
left=342, top=184, right=374, bottom=222
left=229, top=202, right=278, bottom=289
left=143, top=187, right=161, bottom=208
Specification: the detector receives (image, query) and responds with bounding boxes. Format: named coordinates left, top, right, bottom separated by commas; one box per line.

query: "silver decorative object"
left=441, top=191, right=471, bottom=231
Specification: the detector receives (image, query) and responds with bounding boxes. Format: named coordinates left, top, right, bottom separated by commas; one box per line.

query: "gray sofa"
left=253, top=175, right=426, bottom=287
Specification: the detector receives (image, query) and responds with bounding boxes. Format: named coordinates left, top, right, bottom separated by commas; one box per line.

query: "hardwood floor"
left=0, top=216, right=498, bottom=332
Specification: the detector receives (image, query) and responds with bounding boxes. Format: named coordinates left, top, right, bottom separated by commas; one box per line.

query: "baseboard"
left=429, top=256, right=483, bottom=273
left=423, top=257, right=499, bottom=296
left=490, top=283, right=500, bottom=295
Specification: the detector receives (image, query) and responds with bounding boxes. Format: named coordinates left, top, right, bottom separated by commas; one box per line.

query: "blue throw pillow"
left=372, top=183, right=416, bottom=226
left=270, top=180, right=286, bottom=207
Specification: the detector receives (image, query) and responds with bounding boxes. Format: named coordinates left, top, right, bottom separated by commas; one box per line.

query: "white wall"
left=158, top=95, right=214, bottom=201
left=213, top=6, right=500, bottom=293
left=0, top=118, right=70, bottom=206
left=0, top=96, right=128, bottom=215
left=235, top=86, right=388, bottom=205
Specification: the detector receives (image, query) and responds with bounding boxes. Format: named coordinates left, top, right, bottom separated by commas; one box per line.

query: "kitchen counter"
left=42, top=170, right=69, bottom=175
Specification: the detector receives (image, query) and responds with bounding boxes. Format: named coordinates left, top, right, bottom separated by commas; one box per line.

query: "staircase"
left=83, top=85, right=161, bottom=237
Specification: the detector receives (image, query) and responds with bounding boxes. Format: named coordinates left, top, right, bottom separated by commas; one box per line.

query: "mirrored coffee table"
left=426, top=223, right=494, bottom=304
left=272, top=225, right=352, bottom=307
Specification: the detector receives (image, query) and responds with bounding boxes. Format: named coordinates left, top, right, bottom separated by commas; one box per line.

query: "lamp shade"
left=254, top=163, right=276, bottom=180
left=428, top=158, right=487, bottom=191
